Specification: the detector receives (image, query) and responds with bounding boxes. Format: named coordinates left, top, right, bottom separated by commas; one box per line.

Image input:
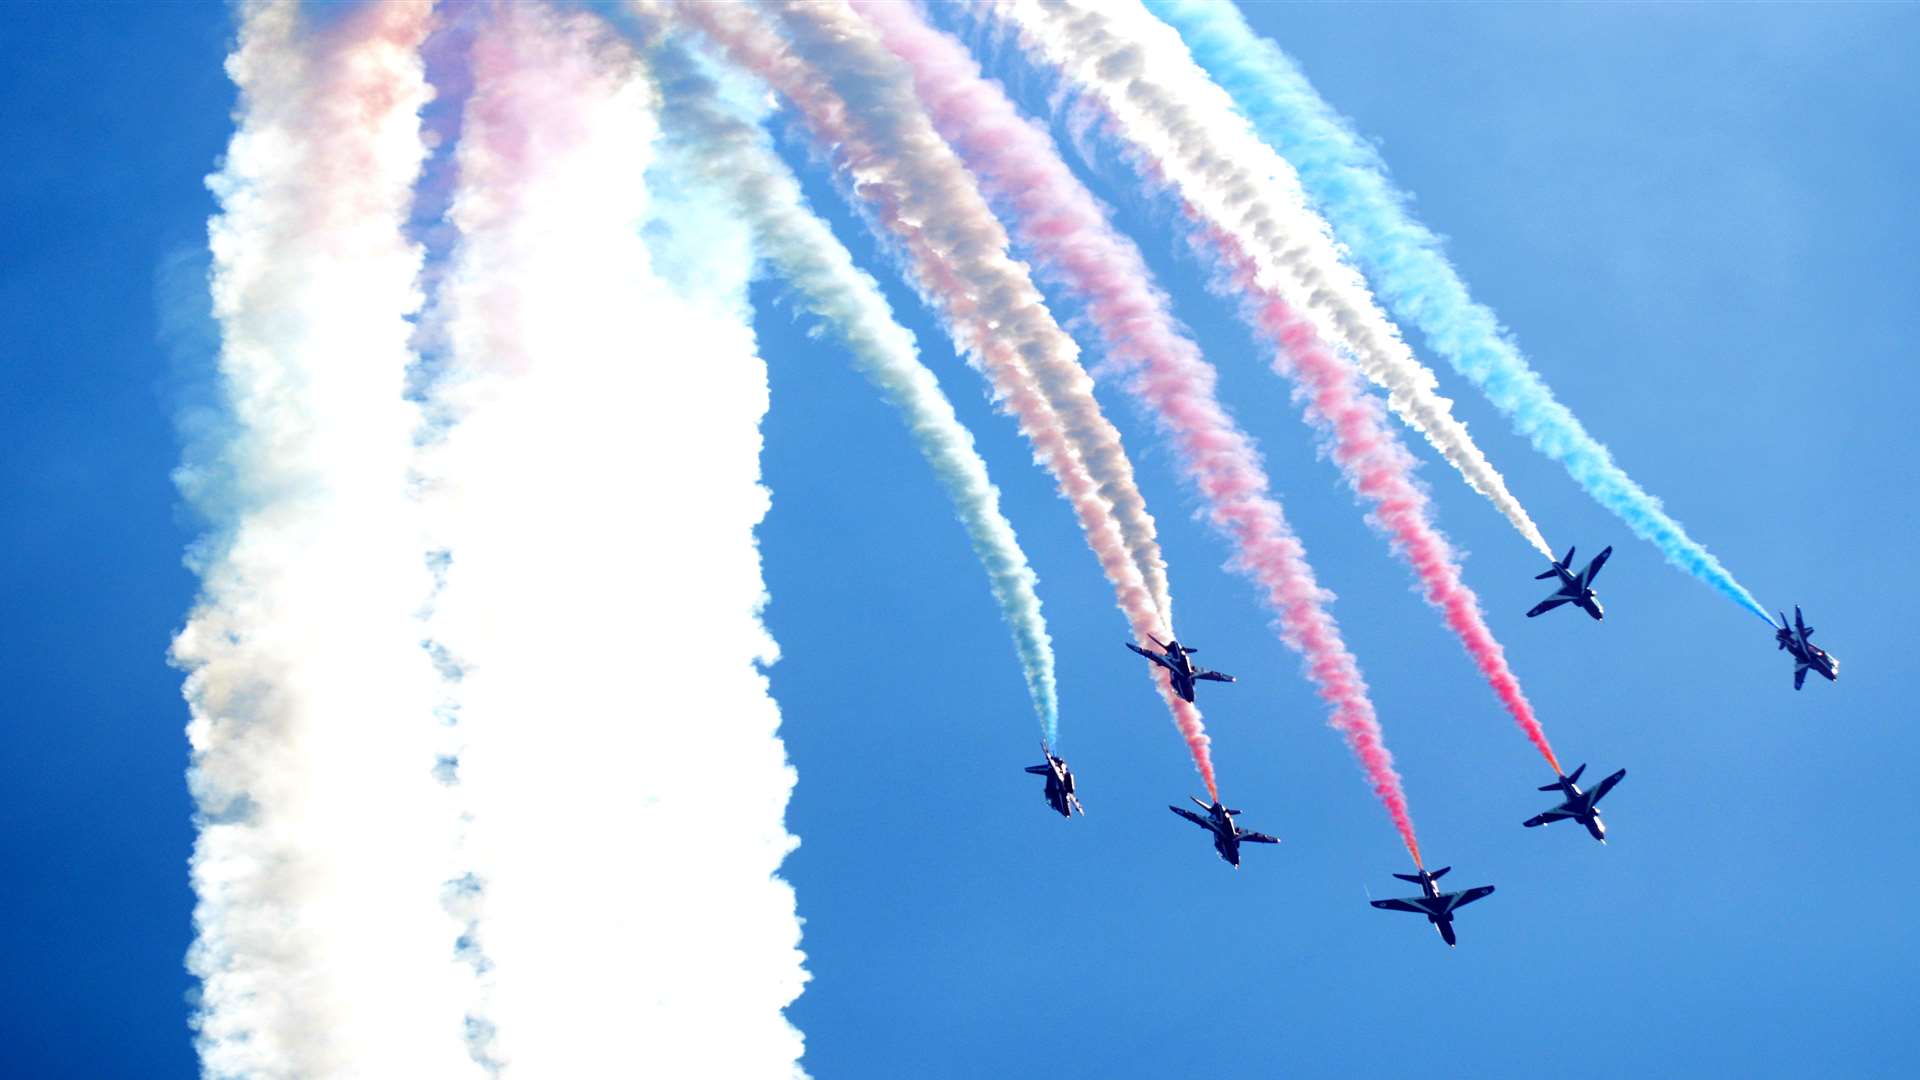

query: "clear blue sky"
left=3, top=3, right=1916, bottom=1077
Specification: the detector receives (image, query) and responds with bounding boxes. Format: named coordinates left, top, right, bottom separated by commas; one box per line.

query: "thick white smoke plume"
left=173, top=2, right=482, bottom=1076
left=995, top=0, right=1554, bottom=558
left=421, top=3, right=806, bottom=1074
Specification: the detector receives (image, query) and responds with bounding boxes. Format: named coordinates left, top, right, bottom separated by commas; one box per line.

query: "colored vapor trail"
left=859, top=0, right=1420, bottom=860
left=1147, top=0, right=1774, bottom=625
left=173, top=2, right=480, bottom=1075
left=641, top=29, right=1061, bottom=747
left=422, top=4, right=805, bottom=1073
left=997, top=0, right=1564, bottom=774
left=994, top=0, right=1552, bottom=561
left=675, top=0, right=1218, bottom=798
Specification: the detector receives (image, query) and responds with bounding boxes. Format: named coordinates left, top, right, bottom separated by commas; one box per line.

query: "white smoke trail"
left=172, top=2, right=482, bottom=1076
left=677, top=0, right=1222, bottom=796
left=993, top=0, right=1554, bottom=559
left=678, top=0, right=1175, bottom=633
left=421, top=4, right=805, bottom=1074
left=639, top=30, right=1061, bottom=746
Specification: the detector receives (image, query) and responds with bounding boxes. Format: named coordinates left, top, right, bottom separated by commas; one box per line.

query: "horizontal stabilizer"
left=1534, top=567, right=1560, bottom=580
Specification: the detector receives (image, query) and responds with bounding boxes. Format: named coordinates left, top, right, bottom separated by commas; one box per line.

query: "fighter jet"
left=1369, top=866, right=1495, bottom=948
left=1527, top=545, right=1612, bottom=620
left=1776, top=606, right=1839, bottom=690
left=1024, top=743, right=1083, bottom=818
left=1126, top=635, right=1236, bottom=703
left=1167, top=796, right=1279, bottom=868
left=1523, top=763, right=1626, bottom=842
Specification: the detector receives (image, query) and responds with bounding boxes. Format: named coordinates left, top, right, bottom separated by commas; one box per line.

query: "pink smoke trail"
left=672, top=0, right=1216, bottom=798
left=1215, top=223, right=1565, bottom=778
left=855, top=0, right=1420, bottom=859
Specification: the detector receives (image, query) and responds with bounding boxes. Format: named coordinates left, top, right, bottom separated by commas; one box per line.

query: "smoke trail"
left=674, top=0, right=1217, bottom=798
left=639, top=31, right=1060, bottom=748
left=421, top=5, right=805, bottom=1073
left=1145, top=0, right=1774, bottom=624
left=993, top=0, right=1564, bottom=774
left=172, top=2, right=482, bottom=1075
left=670, top=3, right=1170, bottom=633
left=992, top=0, right=1552, bottom=560
left=856, top=1, right=1419, bottom=859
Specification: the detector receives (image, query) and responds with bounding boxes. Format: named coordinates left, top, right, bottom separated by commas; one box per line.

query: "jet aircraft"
left=1369, top=866, right=1495, bottom=948
left=1126, top=635, right=1236, bottom=703
left=1527, top=545, right=1612, bottom=620
left=1167, top=796, right=1278, bottom=868
left=1523, top=763, right=1626, bottom=842
left=1024, top=744, right=1083, bottom=818
left=1776, top=606, right=1839, bottom=690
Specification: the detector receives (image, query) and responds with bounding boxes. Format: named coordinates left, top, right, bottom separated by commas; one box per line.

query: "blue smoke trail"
left=1147, top=0, right=1774, bottom=625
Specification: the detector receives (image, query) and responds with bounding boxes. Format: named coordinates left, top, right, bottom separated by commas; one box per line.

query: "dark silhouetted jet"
left=1024, top=743, right=1083, bottom=818
left=1524, top=763, right=1626, bottom=842
left=1527, top=545, right=1612, bottom=620
left=1369, top=866, right=1495, bottom=948
left=1776, top=606, right=1839, bottom=690
left=1126, top=635, right=1235, bottom=703
left=1168, top=796, right=1278, bottom=868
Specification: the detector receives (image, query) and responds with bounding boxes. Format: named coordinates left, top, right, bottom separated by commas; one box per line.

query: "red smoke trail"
left=1210, top=222, right=1564, bottom=778
left=676, top=1, right=1216, bottom=798
left=856, top=0, right=1419, bottom=859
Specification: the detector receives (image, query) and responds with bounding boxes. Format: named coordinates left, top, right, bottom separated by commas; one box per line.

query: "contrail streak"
left=674, top=0, right=1217, bottom=798
left=172, top=2, right=481, bottom=1075
left=1144, top=0, right=1774, bottom=624
left=994, top=0, right=1553, bottom=561
left=422, top=5, right=805, bottom=1073
left=640, top=30, right=1061, bottom=747
left=856, top=0, right=1420, bottom=859
left=994, top=0, right=1565, bottom=774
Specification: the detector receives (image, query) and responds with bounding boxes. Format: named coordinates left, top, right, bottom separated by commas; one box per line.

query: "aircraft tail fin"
left=1392, top=872, right=1423, bottom=884
left=1430, top=865, right=1451, bottom=880
left=1538, top=764, right=1581, bottom=792
left=1534, top=567, right=1559, bottom=581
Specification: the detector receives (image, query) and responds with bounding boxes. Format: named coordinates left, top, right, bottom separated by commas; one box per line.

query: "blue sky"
left=3, top=3, right=1917, bottom=1077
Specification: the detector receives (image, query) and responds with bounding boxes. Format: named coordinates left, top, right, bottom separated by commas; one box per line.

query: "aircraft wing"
left=1590, top=769, right=1626, bottom=804
left=1238, top=831, right=1280, bottom=845
left=1168, top=805, right=1211, bottom=829
left=1526, top=595, right=1571, bottom=618
left=1369, top=897, right=1426, bottom=915
left=1440, top=885, right=1496, bottom=913
left=1523, top=807, right=1576, bottom=828
left=1794, top=661, right=1809, bottom=691
left=1128, top=642, right=1174, bottom=670
left=1579, top=547, right=1612, bottom=588
left=1195, top=670, right=1236, bottom=684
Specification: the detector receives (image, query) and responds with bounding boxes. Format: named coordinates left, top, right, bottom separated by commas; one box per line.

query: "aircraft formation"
left=1027, top=546, right=1836, bottom=948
